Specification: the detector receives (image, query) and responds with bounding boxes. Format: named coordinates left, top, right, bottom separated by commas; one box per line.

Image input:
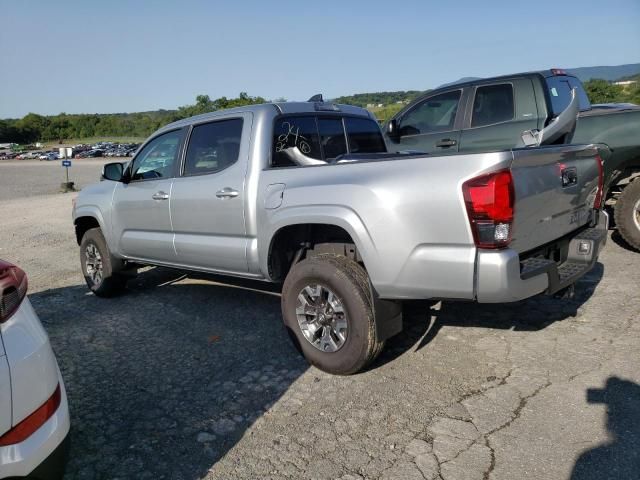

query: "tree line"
left=0, top=92, right=267, bottom=145
left=583, top=77, right=640, bottom=105
left=1, top=79, right=638, bottom=145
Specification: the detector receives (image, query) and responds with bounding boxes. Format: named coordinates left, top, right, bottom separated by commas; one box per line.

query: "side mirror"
left=387, top=119, right=400, bottom=141
left=102, top=162, right=124, bottom=182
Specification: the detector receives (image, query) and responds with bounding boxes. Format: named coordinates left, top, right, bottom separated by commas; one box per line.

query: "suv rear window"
left=272, top=115, right=386, bottom=167
left=545, top=76, right=591, bottom=115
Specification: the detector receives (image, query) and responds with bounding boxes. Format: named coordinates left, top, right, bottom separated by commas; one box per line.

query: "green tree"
left=583, top=79, right=625, bottom=104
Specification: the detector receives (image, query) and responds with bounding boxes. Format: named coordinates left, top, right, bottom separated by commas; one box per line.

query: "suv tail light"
left=462, top=170, right=515, bottom=249
left=593, top=154, right=604, bottom=209
left=0, top=260, right=28, bottom=324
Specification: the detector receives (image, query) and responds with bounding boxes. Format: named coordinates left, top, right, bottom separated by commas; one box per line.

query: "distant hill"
left=567, top=63, right=640, bottom=82
left=614, top=72, right=640, bottom=82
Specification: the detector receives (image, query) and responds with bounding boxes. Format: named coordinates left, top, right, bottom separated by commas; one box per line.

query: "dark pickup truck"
left=384, top=69, right=640, bottom=250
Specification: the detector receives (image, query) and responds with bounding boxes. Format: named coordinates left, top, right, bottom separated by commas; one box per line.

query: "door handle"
left=152, top=191, right=170, bottom=200
left=435, top=138, right=457, bottom=148
left=216, top=188, right=239, bottom=199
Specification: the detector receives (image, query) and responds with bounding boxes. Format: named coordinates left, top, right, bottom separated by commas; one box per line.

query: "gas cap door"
left=264, top=183, right=285, bottom=210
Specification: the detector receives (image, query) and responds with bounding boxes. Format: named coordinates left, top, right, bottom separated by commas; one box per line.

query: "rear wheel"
left=80, top=228, right=129, bottom=297
left=281, top=253, right=382, bottom=375
left=614, top=178, right=640, bottom=251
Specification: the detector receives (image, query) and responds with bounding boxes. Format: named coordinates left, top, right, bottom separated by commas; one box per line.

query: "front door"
left=111, top=128, right=184, bottom=262
left=391, top=90, right=463, bottom=154
left=170, top=115, right=250, bottom=273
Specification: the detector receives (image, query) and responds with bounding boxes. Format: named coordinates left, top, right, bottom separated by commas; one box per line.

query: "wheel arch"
left=73, top=207, right=108, bottom=246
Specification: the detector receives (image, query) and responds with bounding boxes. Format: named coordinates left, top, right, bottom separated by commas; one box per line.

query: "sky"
left=1, top=0, right=639, bottom=118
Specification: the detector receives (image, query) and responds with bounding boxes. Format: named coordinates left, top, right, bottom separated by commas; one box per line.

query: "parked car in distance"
left=0, top=259, right=70, bottom=479
left=73, top=98, right=607, bottom=374
left=39, top=152, right=59, bottom=161
left=384, top=68, right=640, bottom=250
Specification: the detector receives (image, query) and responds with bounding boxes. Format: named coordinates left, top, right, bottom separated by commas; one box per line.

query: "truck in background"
left=384, top=69, right=640, bottom=250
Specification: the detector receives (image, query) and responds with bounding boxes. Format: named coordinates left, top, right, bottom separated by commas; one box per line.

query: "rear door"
left=458, top=79, right=539, bottom=152
left=390, top=90, right=463, bottom=154
left=111, top=128, right=184, bottom=261
left=170, top=114, right=251, bottom=273
left=509, top=145, right=602, bottom=253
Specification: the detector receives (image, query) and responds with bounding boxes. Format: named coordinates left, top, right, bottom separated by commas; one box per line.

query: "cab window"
left=271, top=115, right=386, bottom=167
left=272, top=116, right=322, bottom=167
left=130, top=129, right=182, bottom=181
left=318, top=117, right=348, bottom=160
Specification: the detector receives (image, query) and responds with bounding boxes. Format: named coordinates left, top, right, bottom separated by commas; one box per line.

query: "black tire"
left=282, top=253, right=381, bottom=375
left=614, top=178, right=640, bottom=251
left=80, top=228, right=128, bottom=297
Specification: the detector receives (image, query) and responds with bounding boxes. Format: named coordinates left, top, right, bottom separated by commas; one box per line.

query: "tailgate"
left=509, top=144, right=603, bottom=253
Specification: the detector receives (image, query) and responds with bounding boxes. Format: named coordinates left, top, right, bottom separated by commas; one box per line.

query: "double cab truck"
left=385, top=69, right=640, bottom=250
left=73, top=99, right=607, bottom=374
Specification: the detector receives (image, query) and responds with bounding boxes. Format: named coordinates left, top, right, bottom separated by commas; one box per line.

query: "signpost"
left=61, top=160, right=74, bottom=192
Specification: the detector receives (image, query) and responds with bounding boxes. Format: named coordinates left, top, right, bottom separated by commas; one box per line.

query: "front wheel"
left=281, top=254, right=382, bottom=375
left=80, top=228, right=128, bottom=297
left=614, top=178, right=640, bottom=251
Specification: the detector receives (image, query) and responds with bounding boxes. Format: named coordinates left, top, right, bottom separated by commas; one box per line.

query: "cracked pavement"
left=1, top=160, right=639, bottom=479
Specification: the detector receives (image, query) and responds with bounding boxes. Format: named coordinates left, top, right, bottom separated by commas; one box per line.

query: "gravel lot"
left=1, top=160, right=638, bottom=480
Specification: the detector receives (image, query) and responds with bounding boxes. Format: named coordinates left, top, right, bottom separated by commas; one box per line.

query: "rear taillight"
left=593, top=154, right=604, bottom=209
left=0, top=260, right=28, bottom=324
left=462, top=170, right=515, bottom=249
left=0, top=384, right=61, bottom=446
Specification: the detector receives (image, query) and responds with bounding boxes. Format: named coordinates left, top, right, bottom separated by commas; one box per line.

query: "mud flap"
left=369, top=283, right=403, bottom=341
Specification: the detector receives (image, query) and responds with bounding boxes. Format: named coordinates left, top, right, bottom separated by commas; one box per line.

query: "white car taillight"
left=0, top=260, right=28, bottom=324
left=462, top=170, right=515, bottom=249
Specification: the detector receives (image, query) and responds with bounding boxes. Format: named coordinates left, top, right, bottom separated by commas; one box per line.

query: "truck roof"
left=159, top=101, right=374, bottom=134
left=440, top=69, right=578, bottom=90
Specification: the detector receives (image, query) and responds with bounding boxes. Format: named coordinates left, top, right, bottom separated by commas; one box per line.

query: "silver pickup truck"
left=72, top=99, right=608, bottom=374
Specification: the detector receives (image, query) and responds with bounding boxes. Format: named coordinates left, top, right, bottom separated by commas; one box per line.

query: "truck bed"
left=258, top=143, right=604, bottom=300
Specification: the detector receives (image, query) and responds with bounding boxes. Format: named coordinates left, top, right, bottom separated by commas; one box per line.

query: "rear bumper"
left=475, top=211, right=608, bottom=303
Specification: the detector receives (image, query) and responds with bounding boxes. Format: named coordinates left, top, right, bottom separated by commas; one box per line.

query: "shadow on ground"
left=570, top=376, right=640, bottom=480
left=373, top=262, right=605, bottom=369
left=30, top=261, right=605, bottom=478
left=30, top=268, right=308, bottom=480
left=610, top=230, right=640, bottom=253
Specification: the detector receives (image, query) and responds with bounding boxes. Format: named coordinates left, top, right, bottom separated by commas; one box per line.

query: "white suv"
left=0, top=260, right=70, bottom=479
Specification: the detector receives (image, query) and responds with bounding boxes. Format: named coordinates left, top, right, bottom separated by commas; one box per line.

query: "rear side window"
left=183, top=119, right=243, bottom=176
left=273, top=116, right=322, bottom=167
left=545, top=76, right=591, bottom=115
left=344, top=117, right=386, bottom=154
left=471, top=84, right=515, bottom=127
